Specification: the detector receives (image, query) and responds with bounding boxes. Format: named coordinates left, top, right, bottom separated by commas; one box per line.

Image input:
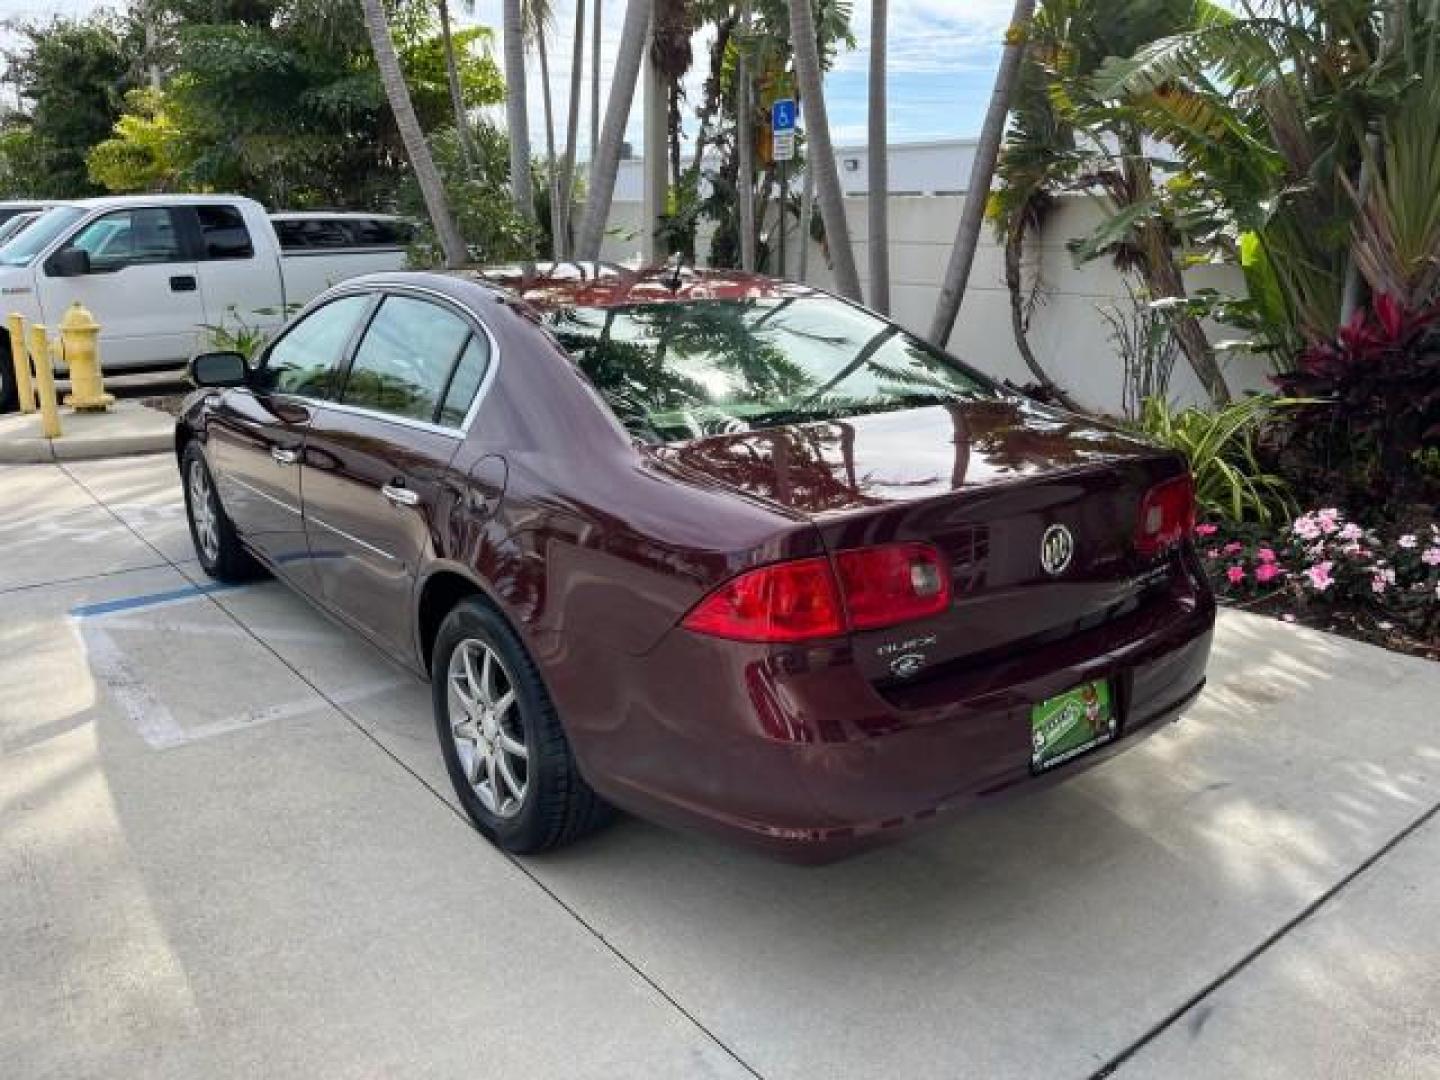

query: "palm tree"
left=559, top=0, right=587, bottom=256
left=503, top=0, right=536, bottom=230
left=737, top=0, right=757, bottom=271
left=576, top=0, right=655, bottom=260
left=437, top=0, right=477, bottom=172
left=360, top=0, right=467, bottom=268
left=867, top=0, right=889, bottom=314
left=592, top=0, right=603, bottom=157
left=790, top=0, right=861, bottom=301
left=928, top=0, right=1036, bottom=347
left=524, top=0, right=563, bottom=258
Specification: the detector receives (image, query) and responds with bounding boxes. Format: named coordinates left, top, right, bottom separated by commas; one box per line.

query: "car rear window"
left=544, top=297, right=998, bottom=444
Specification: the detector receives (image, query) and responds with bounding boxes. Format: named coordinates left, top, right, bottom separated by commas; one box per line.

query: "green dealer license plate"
left=1030, top=680, right=1117, bottom=773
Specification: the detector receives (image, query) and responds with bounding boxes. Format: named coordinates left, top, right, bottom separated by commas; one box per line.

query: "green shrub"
left=1139, top=395, right=1298, bottom=526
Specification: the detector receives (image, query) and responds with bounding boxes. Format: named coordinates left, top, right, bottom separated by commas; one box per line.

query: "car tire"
left=181, top=441, right=258, bottom=583
left=0, top=339, right=17, bottom=414
left=432, top=597, right=612, bottom=855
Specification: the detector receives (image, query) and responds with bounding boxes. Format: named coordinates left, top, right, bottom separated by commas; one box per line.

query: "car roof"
left=470, top=262, right=819, bottom=310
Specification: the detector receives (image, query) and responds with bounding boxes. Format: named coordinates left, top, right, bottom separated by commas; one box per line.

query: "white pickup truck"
left=0, top=195, right=411, bottom=410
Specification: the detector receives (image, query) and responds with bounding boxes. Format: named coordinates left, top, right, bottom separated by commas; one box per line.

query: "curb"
left=0, top=402, right=175, bottom=464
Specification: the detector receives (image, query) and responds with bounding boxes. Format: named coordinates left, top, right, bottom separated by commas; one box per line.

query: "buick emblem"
left=1040, top=524, right=1075, bottom=576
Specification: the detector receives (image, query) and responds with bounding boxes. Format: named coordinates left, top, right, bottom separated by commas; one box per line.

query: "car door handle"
left=271, top=447, right=299, bottom=466
left=382, top=483, right=420, bottom=508
left=170, top=275, right=197, bottom=292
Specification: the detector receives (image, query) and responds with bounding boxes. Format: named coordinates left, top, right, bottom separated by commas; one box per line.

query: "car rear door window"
left=196, top=204, right=254, bottom=259
left=340, top=295, right=472, bottom=424
left=264, top=294, right=371, bottom=398
left=437, top=334, right=490, bottom=427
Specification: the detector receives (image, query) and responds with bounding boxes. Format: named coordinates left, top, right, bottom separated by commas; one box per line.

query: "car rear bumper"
left=562, top=560, right=1217, bottom=861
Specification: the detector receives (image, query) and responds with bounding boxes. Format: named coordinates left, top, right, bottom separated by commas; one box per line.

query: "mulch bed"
left=1218, top=588, right=1439, bottom=662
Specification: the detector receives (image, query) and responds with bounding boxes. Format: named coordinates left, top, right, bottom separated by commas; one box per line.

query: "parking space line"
left=70, top=581, right=247, bottom=619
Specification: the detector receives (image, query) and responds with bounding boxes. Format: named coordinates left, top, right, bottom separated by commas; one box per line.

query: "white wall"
left=600, top=193, right=1270, bottom=416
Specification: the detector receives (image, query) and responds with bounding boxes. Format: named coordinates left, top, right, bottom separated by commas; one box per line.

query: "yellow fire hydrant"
left=60, top=302, right=113, bottom=411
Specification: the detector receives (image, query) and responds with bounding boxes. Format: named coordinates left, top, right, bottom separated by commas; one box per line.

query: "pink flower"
left=1255, top=563, right=1281, bottom=584
left=1293, top=515, right=1321, bottom=541
left=1195, top=523, right=1219, bottom=537
left=1317, top=509, right=1341, bottom=535
left=1223, top=542, right=1243, bottom=555
left=1256, top=547, right=1277, bottom=564
left=1226, top=565, right=1245, bottom=585
left=1422, top=547, right=1440, bottom=567
left=1371, top=568, right=1396, bottom=594
left=1206, top=548, right=1221, bottom=559
left=1304, top=561, right=1335, bottom=592
left=1399, top=534, right=1418, bottom=550
left=1338, top=523, right=1364, bottom=541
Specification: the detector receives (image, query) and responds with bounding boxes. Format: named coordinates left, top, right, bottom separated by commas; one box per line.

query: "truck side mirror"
left=190, top=351, right=249, bottom=388
left=48, top=248, right=92, bottom=277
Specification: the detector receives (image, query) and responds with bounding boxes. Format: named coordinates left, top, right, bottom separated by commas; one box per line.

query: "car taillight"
left=834, top=543, right=951, bottom=630
left=681, top=543, right=951, bottom=643
left=1135, top=474, right=1196, bottom=556
left=681, top=556, right=846, bottom=642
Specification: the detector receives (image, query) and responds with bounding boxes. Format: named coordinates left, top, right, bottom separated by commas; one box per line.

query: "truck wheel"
left=0, top=340, right=16, bottom=414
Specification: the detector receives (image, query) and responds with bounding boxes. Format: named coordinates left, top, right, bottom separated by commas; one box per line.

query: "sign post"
left=771, top=99, right=796, bottom=278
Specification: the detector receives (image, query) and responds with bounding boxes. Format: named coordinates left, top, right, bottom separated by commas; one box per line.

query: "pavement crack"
left=1090, top=795, right=1440, bottom=1078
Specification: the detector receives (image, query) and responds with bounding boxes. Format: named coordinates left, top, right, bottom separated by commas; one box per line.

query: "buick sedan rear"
left=177, top=266, right=1214, bottom=859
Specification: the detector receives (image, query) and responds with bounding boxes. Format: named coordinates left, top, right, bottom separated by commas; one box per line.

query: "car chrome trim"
left=224, top=474, right=301, bottom=517
left=307, top=514, right=399, bottom=562
left=381, top=483, right=420, bottom=507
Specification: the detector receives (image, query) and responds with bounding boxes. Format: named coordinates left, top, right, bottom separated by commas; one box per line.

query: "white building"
left=611, top=137, right=981, bottom=201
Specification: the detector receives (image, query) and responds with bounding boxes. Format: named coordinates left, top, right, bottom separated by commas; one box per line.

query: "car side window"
left=263, top=294, right=371, bottom=399
left=66, top=208, right=184, bottom=270
left=437, top=334, right=490, bottom=427
left=196, top=205, right=254, bottom=259
left=340, top=296, right=472, bottom=424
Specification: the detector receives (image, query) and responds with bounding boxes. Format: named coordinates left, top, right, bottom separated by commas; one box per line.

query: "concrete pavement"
left=0, top=399, right=174, bottom=463
left=2, top=453, right=1438, bottom=1079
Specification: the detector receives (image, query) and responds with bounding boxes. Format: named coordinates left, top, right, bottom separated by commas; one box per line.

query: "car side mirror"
left=189, top=351, right=250, bottom=388
left=48, top=247, right=92, bottom=277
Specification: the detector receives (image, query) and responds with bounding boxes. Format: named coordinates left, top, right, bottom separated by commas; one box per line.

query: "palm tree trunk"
left=360, top=0, right=466, bottom=268
left=790, top=0, right=862, bottom=301
left=437, top=0, right=476, bottom=173
left=560, top=0, right=586, bottom=257
left=868, top=0, right=889, bottom=314
left=591, top=0, right=602, bottom=161
left=1003, top=223, right=1076, bottom=408
left=928, top=0, right=1035, bottom=346
left=536, top=32, right=563, bottom=259
left=798, top=160, right=815, bottom=281
left=503, top=0, right=537, bottom=231
left=736, top=0, right=757, bottom=272
left=576, top=0, right=654, bottom=261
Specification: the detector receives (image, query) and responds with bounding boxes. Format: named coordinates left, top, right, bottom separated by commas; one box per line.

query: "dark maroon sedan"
left=177, top=265, right=1213, bottom=859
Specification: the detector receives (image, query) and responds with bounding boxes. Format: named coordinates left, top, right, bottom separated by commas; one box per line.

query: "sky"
left=0, top=0, right=1017, bottom=153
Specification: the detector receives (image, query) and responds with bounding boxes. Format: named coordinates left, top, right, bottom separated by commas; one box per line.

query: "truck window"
left=273, top=216, right=412, bottom=251
left=66, top=208, right=184, bottom=270
left=196, top=205, right=254, bottom=259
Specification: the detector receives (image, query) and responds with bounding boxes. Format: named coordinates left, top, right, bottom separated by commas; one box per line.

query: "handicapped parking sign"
left=771, top=99, right=797, bottom=133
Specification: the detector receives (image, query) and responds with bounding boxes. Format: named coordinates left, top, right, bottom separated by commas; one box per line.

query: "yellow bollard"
left=7, top=312, right=36, bottom=414
left=28, top=324, right=61, bottom=439
left=59, top=302, right=113, bottom=411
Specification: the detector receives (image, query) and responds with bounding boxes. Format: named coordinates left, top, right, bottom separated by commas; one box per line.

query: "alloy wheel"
left=447, top=638, right=529, bottom=818
left=188, top=458, right=220, bottom=564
